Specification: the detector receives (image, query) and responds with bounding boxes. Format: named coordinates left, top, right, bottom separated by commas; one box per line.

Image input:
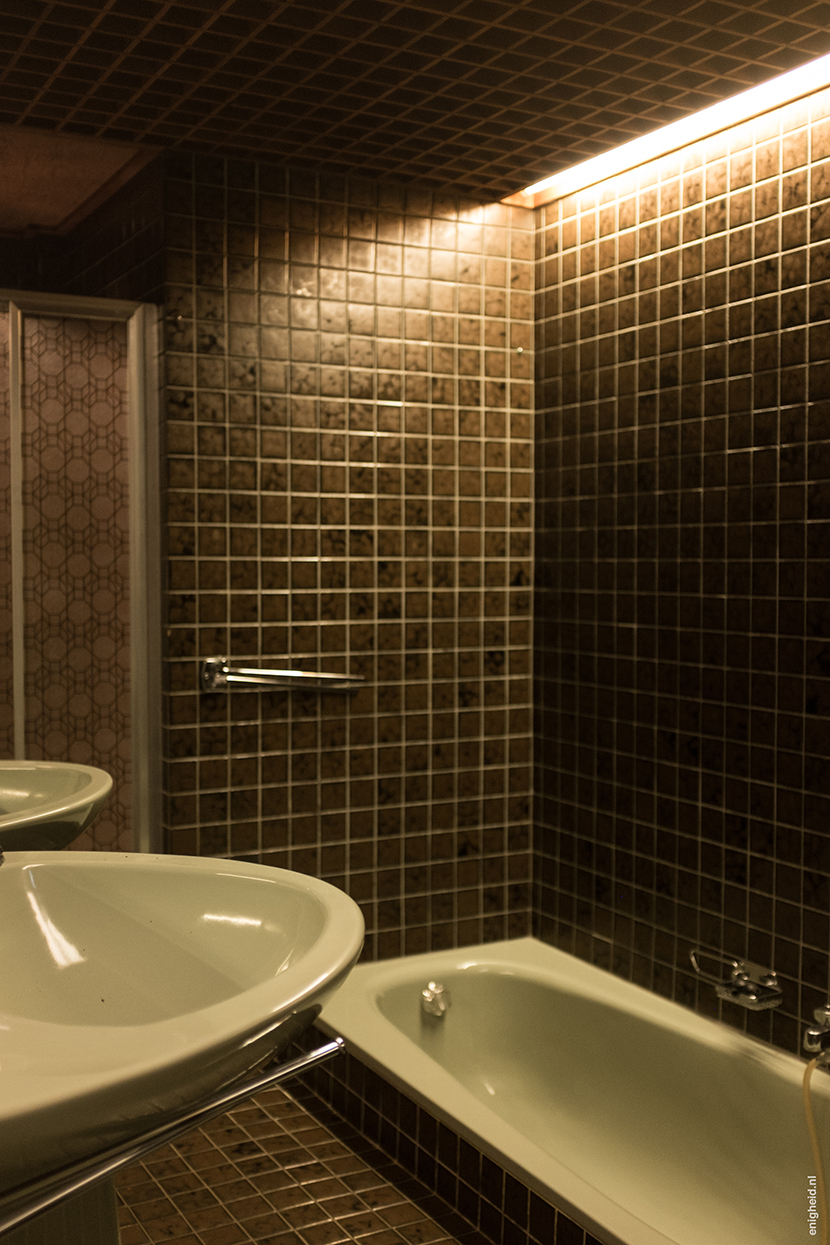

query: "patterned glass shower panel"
left=0, top=312, right=10, bottom=760
left=21, top=316, right=131, bottom=850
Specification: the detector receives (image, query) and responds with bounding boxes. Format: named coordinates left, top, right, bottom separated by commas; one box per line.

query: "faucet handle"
left=690, top=948, right=742, bottom=985
left=690, top=948, right=782, bottom=1011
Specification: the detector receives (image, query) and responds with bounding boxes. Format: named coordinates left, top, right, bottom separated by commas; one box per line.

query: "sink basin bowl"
left=0, top=762, right=113, bottom=850
left=0, top=851, right=364, bottom=1193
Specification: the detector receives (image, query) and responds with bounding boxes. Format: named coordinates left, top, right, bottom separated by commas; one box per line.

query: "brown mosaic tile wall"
left=59, top=159, right=166, bottom=304
left=159, top=156, right=535, bottom=959
left=534, top=85, right=830, bottom=1057
left=0, top=236, right=64, bottom=296
left=0, top=160, right=165, bottom=304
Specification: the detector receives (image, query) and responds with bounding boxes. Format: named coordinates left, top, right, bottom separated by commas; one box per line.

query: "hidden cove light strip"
left=503, top=50, right=830, bottom=209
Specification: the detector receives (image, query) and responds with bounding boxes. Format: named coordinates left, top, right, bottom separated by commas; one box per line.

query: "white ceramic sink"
left=0, top=851, right=364, bottom=1194
left=0, top=762, right=113, bottom=850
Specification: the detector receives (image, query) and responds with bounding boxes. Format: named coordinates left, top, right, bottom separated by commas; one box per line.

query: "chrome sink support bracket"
left=0, top=1037, right=345, bottom=1238
left=690, top=948, right=783, bottom=1010
left=201, top=658, right=365, bottom=693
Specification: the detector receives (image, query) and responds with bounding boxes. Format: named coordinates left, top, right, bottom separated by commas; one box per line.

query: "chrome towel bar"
left=0, top=1038, right=345, bottom=1237
left=201, top=658, right=365, bottom=693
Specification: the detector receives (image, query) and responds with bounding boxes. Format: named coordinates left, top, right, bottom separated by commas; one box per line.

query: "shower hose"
left=804, top=1055, right=829, bottom=1245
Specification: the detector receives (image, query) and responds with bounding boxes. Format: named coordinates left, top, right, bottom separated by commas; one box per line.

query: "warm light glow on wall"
left=504, top=51, right=830, bottom=209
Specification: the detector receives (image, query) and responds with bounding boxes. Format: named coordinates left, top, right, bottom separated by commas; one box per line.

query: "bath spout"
left=421, top=981, right=450, bottom=1017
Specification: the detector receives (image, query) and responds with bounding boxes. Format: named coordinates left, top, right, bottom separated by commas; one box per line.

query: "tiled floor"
left=116, top=1084, right=486, bottom=1245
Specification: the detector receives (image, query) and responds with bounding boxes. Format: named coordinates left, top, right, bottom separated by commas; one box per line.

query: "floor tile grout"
left=116, top=1083, right=480, bottom=1245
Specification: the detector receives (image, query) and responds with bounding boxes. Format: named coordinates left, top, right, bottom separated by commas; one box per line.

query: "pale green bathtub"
left=320, top=936, right=830, bottom=1245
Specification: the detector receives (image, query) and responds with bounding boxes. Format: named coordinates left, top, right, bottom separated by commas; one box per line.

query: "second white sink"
left=0, top=762, right=113, bottom=850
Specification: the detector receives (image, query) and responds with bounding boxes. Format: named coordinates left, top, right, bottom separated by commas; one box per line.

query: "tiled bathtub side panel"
left=297, top=1030, right=600, bottom=1245
left=160, top=155, right=535, bottom=958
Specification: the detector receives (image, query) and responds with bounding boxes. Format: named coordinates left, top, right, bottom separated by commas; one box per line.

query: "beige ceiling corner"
left=0, top=125, right=156, bottom=236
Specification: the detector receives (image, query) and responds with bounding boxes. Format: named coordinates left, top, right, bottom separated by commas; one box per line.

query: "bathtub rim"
left=318, top=935, right=824, bottom=1245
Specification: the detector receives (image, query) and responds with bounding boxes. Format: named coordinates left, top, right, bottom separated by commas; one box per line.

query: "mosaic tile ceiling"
left=4, top=0, right=830, bottom=198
